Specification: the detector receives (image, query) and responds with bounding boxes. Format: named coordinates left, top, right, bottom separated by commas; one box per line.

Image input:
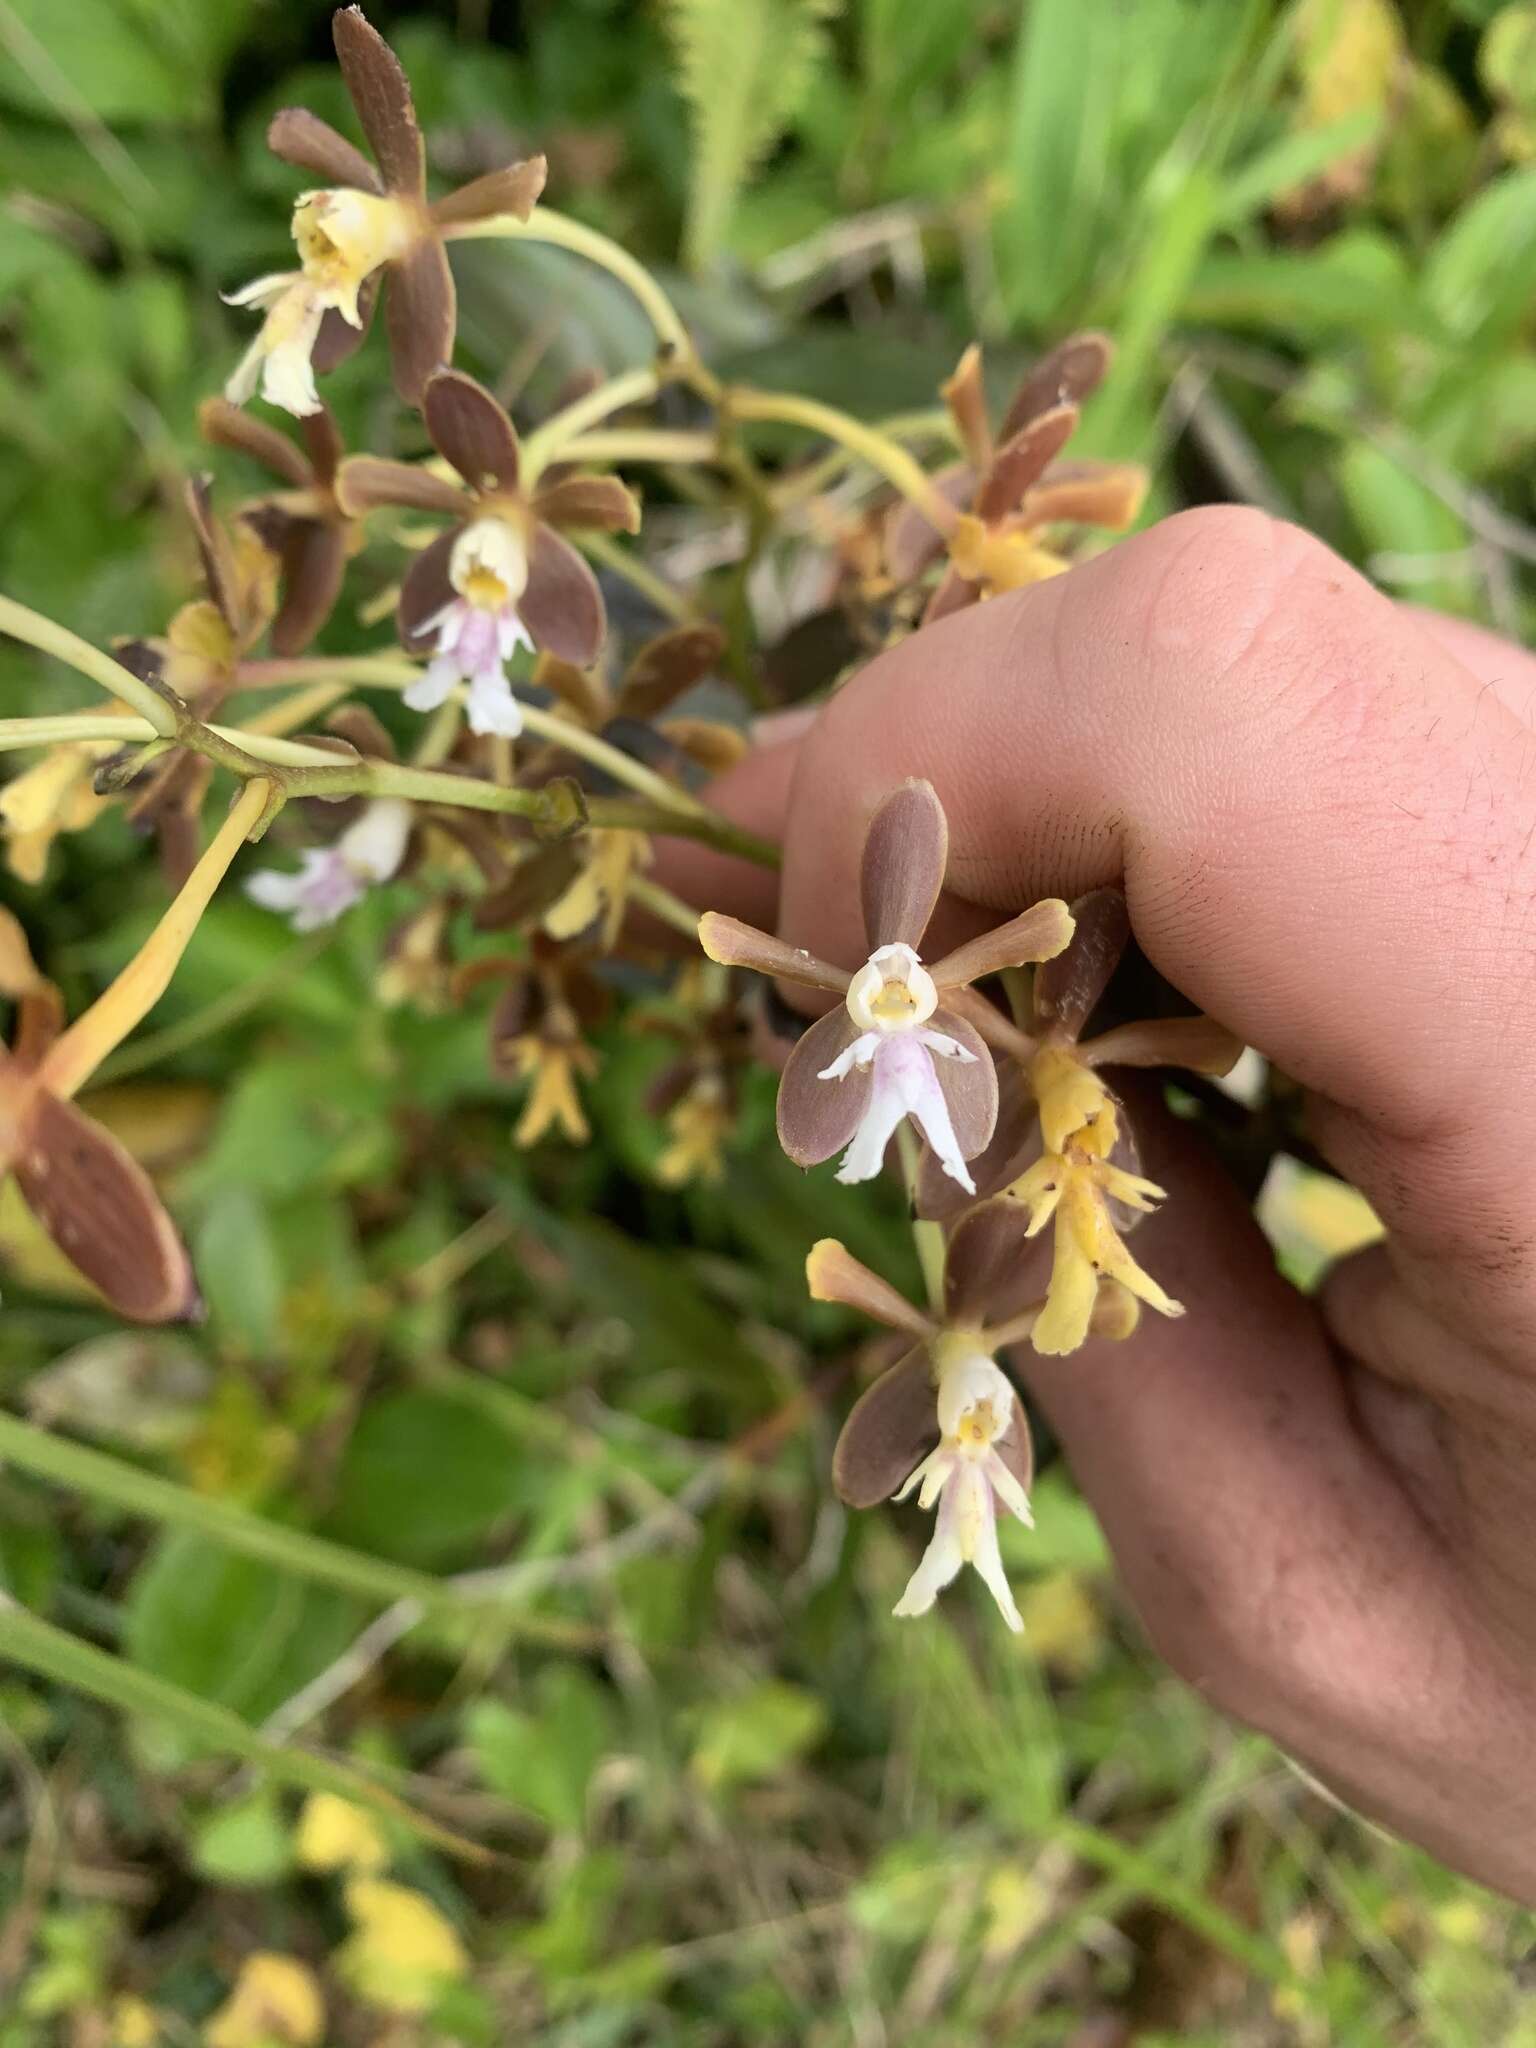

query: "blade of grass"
left=0, top=1410, right=591, bottom=1646
left=0, top=1594, right=491, bottom=1861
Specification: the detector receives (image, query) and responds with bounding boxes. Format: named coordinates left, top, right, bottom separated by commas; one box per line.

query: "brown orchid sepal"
left=0, top=912, right=197, bottom=1323
left=809, top=1208, right=1134, bottom=1630
left=229, top=7, right=547, bottom=413
left=699, top=780, right=1071, bottom=1191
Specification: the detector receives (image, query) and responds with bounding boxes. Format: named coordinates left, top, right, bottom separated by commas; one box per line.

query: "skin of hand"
left=665, top=505, right=1536, bottom=1902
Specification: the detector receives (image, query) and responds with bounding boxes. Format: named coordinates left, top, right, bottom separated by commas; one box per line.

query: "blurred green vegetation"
left=2, top=0, right=1536, bottom=2040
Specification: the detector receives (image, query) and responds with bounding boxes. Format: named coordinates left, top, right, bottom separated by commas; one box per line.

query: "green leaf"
left=689, top=1680, right=827, bottom=1791
left=0, top=1597, right=484, bottom=1858
left=466, top=1668, right=616, bottom=1833
left=0, top=0, right=211, bottom=123
left=190, top=1787, right=294, bottom=1886
left=194, top=1187, right=283, bottom=1360
left=324, top=1393, right=529, bottom=1568
left=123, top=1529, right=366, bottom=1732
left=665, top=0, right=840, bottom=272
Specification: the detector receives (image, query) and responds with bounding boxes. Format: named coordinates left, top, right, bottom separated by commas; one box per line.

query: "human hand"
left=669, top=505, right=1536, bottom=1902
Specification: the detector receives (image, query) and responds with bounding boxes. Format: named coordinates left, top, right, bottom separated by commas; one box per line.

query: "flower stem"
left=521, top=365, right=662, bottom=480
left=445, top=206, right=710, bottom=390
left=897, top=1123, right=947, bottom=1315
left=560, top=429, right=719, bottom=468
left=725, top=389, right=960, bottom=534
left=39, top=778, right=275, bottom=1101
left=0, top=594, right=180, bottom=737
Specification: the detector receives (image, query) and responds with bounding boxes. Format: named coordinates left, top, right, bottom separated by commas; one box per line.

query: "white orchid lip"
left=292, top=188, right=416, bottom=325
left=450, top=517, right=530, bottom=613
left=933, top=1344, right=1015, bottom=1446
left=846, top=942, right=938, bottom=1034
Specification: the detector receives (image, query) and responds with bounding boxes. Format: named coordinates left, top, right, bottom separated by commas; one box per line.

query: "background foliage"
left=1, top=0, right=1535, bottom=2040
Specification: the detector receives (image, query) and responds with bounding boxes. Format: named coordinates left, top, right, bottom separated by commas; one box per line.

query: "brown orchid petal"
left=976, top=405, right=1079, bottom=525
left=922, top=565, right=979, bottom=625
left=776, top=1007, right=867, bottom=1168
left=884, top=462, right=973, bottom=583
left=335, top=454, right=464, bottom=519
left=999, top=331, right=1114, bottom=442
left=184, top=477, right=239, bottom=632
left=197, top=397, right=311, bottom=487
left=312, top=275, right=379, bottom=375
left=946, top=1198, right=1047, bottom=1330
left=1081, top=1013, right=1242, bottom=1078
left=658, top=718, right=747, bottom=775
left=325, top=703, right=397, bottom=761
left=915, top=1056, right=1037, bottom=1222
left=617, top=624, right=726, bottom=721
left=993, top=1392, right=1035, bottom=1498
left=396, top=527, right=458, bottom=649
left=942, top=342, right=992, bottom=471
left=300, top=407, right=346, bottom=486
left=530, top=473, right=641, bottom=536
left=386, top=237, right=456, bottom=408
left=860, top=778, right=947, bottom=953
left=422, top=368, right=519, bottom=493
left=265, top=105, right=382, bottom=193
left=271, top=523, right=348, bottom=657
left=520, top=525, right=604, bottom=666
left=697, top=913, right=848, bottom=995
left=806, top=1237, right=937, bottom=1339
left=929, top=1007, right=998, bottom=1159
left=432, top=156, right=548, bottom=229
left=1034, top=888, right=1130, bottom=1040
left=832, top=1348, right=938, bottom=1510
left=474, top=844, right=583, bottom=931
left=930, top=898, right=1074, bottom=991
left=10, top=990, right=65, bottom=1071
left=1022, top=460, right=1147, bottom=532
left=533, top=650, right=608, bottom=726
left=333, top=5, right=424, bottom=196
left=16, top=1090, right=199, bottom=1322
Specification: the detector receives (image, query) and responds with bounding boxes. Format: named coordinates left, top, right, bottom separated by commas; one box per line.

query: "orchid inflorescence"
left=0, top=7, right=1241, bottom=1636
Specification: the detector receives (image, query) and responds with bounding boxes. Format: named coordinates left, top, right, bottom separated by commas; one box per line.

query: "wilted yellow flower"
left=544, top=829, right=652, bottom=951
left=655, top=1075, right=732, bottom=1187
left=1008, top=1059, right=1179, bottom=1356
left=294, top=1791, right=390, bottom=1876
left=511, top=1036, right=598, bottom=1146
left=204, top=1953, right=323, bottom=2048
left=0, top=742, right=114, bottom=883
left=109, top=1995, right=160, bottom=2048
left=337, top=1879, right=468, bottom=2015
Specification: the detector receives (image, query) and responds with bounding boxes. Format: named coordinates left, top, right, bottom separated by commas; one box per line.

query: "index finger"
left=775, top=507, right=1536, bottom=1312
